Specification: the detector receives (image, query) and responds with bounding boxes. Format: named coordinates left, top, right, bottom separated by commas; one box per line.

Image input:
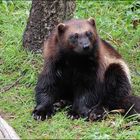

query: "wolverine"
left=32, top=18, right=140, bottom=121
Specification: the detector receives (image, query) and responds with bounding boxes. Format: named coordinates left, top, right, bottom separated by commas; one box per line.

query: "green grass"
left=0, top=0, right=140, bottom=139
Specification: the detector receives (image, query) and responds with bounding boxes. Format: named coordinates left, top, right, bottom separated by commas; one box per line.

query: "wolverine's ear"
left=88, top=18, right=96, bottom=26
left=57, top=23, right=66, bottom=34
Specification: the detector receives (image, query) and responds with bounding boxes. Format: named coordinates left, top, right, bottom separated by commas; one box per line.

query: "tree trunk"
left=23, top=0, right=76, bottom=52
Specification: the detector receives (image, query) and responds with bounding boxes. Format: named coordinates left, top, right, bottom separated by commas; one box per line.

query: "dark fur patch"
left=103, top=63, right=132, bottom=110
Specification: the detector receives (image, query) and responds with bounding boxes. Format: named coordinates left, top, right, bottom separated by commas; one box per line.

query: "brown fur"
left=97, top=39, right=130, bottom=82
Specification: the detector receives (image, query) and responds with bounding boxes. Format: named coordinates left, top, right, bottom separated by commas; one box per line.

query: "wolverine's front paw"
left=67, top=110, right=80, bottom=120
left=88, top=106, right=106, bottom=121
left=32, top=104, right=54, bottom=121
left=67, top=109, right=89, bottom=120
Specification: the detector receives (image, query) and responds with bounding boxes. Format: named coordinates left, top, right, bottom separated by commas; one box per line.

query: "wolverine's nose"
left=83, top=44, right=90, bottom=50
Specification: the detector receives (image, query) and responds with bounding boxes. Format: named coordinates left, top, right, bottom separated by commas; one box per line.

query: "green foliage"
left=0, top=0, right=140, bottom=139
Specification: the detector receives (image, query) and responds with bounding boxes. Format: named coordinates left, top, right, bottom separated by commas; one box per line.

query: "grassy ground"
left=0, top=0, right=140, bottom=139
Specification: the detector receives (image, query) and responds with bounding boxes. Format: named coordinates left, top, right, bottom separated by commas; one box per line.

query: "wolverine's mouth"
left=83, top=44, right=90, bottom=51
left=72, top=47, right=93, bottom=55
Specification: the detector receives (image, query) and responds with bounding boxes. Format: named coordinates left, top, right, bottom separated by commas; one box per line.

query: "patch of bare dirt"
left=0, top=110, right=15, bottom=120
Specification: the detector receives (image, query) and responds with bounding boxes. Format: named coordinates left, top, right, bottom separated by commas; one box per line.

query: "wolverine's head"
left=56, top=18, right=99, bottom=54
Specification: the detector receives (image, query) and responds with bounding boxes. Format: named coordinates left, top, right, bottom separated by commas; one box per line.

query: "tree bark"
left=23, top=0, right=76, bottom=52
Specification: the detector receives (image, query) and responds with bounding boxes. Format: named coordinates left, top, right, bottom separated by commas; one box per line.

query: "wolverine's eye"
left=74, top=33, right=78, bottom=39
left=70, top=33, right=78, bottom=39
left=69, top=33, right=78, bottom=44
left=86, top=31, right=93, bottom=38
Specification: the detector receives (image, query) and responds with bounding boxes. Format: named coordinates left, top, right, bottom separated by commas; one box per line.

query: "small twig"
left=0, top=76, right=23, bottom=94
left=103, top=108, right=125, bottom=119
left=123, top=104, right=135, bottom=118
left=109, top=109, right=125, bottom=114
